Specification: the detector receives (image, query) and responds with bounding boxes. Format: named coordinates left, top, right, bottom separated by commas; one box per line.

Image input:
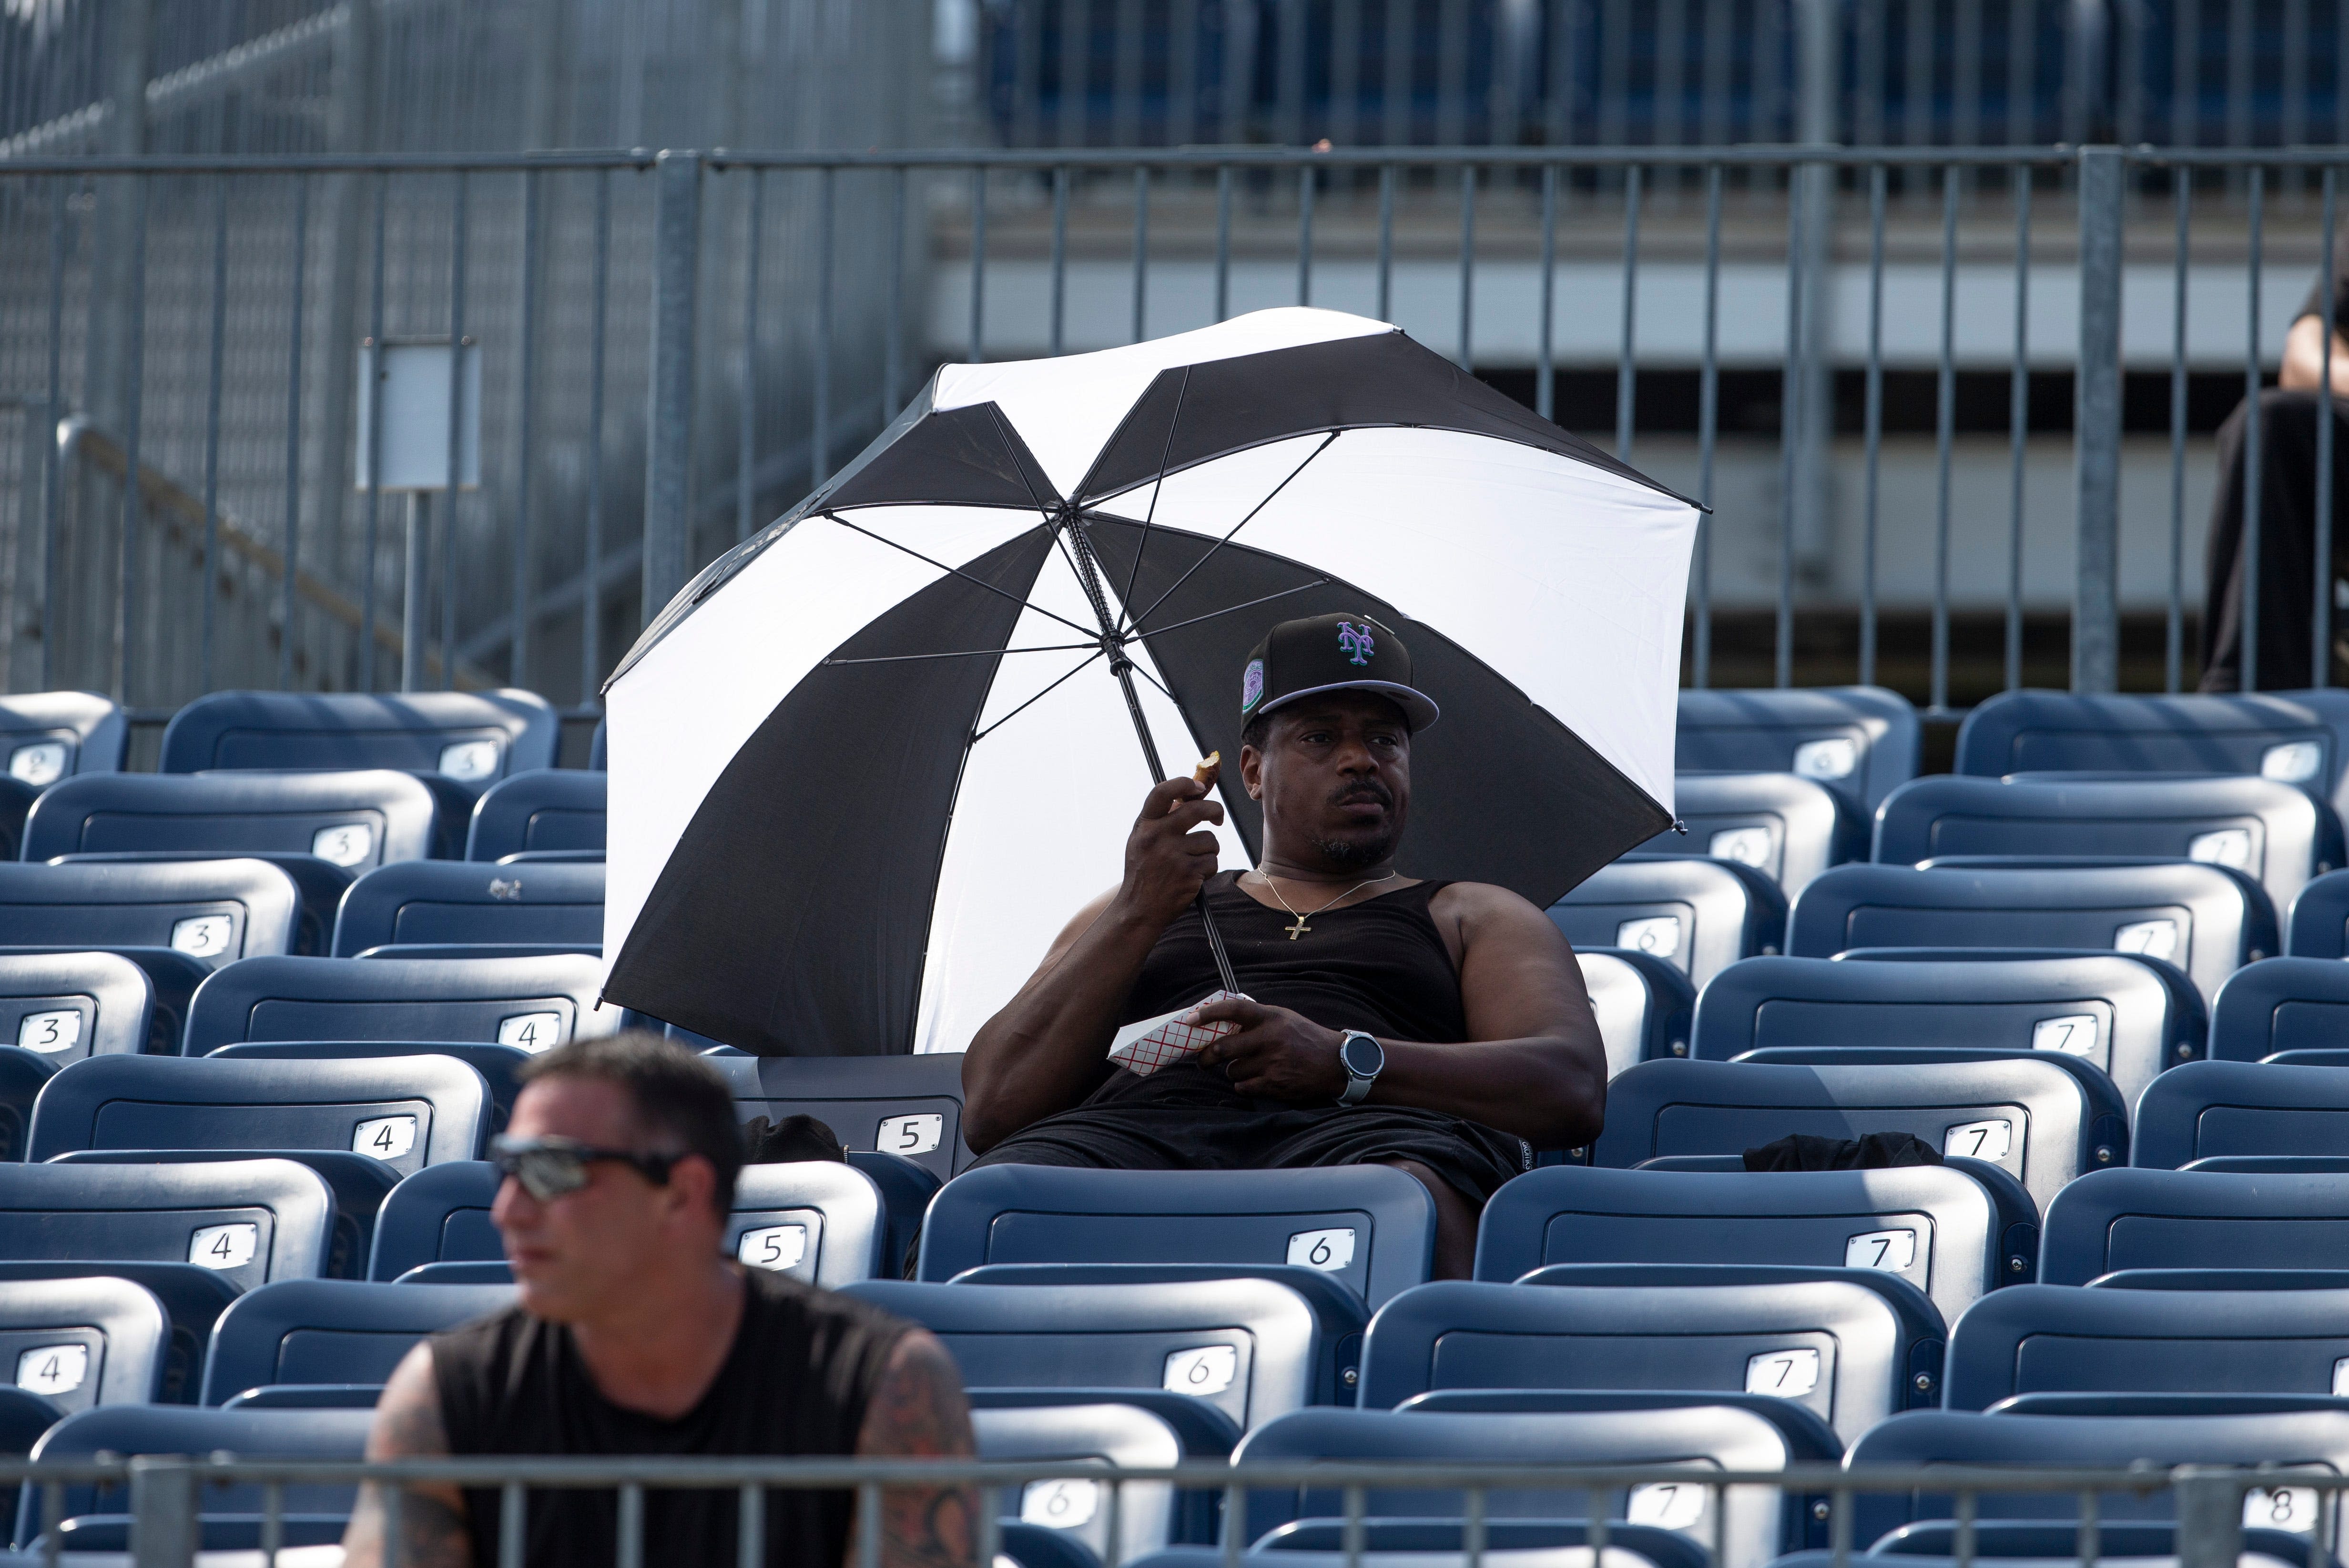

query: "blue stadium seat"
left=1475, top=1165, right=2035, bottom=1325
left=27, top=1051, right=493, bottom=1174
left=14, top=1404, right=370, bottom=1548
left=0, top=1049, right=58, bottom=1166
left=23, top=770, right=447, bottom=869
left=0, top=695, right=125, bottom=791
left=915, top=1165, right=1436, bottom=1308
left=45, top=1146, right=388, bottom=1285
left=1131, top=1523, right=1716, bottom=1568
left=1356, top=1270, right=1943, bottom=1441
left=974, top=1403, right=1184, bottom=1561
left=1844, top=1407, right=2349, bottom=1545
left=0, top=781, right=36, bottom=863
left=208, top=1040, right=531, bottom=1133
left=46, top=850, right=352, bottom=959
left=1595, top=1054, right=2123, bottom=1213
left=2288, top=869, right=2349, bottom=957
left=197, top=1277, right=513, bottom=1405
left=0, top=952, right=153, bottom=1065
left=0, top=861, right=300, bottom=973
left=1875, top=774, right=2343, bottom=916
left=1578, top=948, right=1696, bottom=1076
left=1785, top=861, right=2276, bottom=1005
left=1956, top=689, right=2349, bottom=814
left=0, top=1278, right=165, bottom=1411
left=1627, top=772, right=1861, bottom=896
left=330, top=859, right=602, bottom=957
left=2042, top=1168, right=2349, bottom=1284
left=466, top=769, right=607, bottom=861
left=0, top=1263, right=236, bottom=1406
left=1233, top=1406, right=1795, bottom=1568
left=0, top=1159, right=334, bottom=1295
left=368, top=1158, right=892, bottom=1286
left=1691, top=953, right=2196, bottom=1113
left=182, top=954, right=619, bottom=1055
left=589, top=716, right=607, bottom=771
left=159, top=689, right=558, bottom=795
left=2134, top=1061, right=2349, bottom=1168
left=2197, top=958, right=2349, bottom=1064
left=1676, top=687, right=1921, bottom=812
left=702, top=1051, right=973, bottom=1181
left=0, top=946, right=212, bottom=1057
left=1547, top=858, right=1786, bottom=988
left=951, top=1263, right=1365, bottom=1405
left=1942, top=1283, right=2349, bottom=1410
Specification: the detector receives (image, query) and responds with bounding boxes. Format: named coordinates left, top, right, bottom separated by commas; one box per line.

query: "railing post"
left=128, top=1457, right=196, bottom=1568
left=2074, top=144, right=2127, bottom=694
left=643, top=148, right=702, bottom=628
left=2172, top=1469, right=2244, bottom=1568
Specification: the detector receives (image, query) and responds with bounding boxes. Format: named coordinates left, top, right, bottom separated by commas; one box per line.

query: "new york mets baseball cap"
left=1239, top=612, right=1441, bottom=733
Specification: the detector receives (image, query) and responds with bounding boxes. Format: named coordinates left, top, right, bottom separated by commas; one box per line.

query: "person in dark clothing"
left=960, top=613, right=1608, bottom=1279
left=2200, top=255, right=2349, bottom=690
left=342, top=1032, right=975, bottom=1568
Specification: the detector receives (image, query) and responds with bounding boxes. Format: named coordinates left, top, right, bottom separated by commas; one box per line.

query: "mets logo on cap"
left=1337, top=621, right=1375, bottom=665
left=1241, top=658, right=1266, bottom=713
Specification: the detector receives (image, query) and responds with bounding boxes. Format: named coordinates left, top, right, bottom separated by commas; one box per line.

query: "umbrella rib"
left=822, top=641, right=1101, bottom=666
left=969, top=647, right=1109, bottom=745
left=1128, top=579, right=1332, bottom=644
left=819, top=511, right=1099, bottom=641
left=1113, top=366, right=1192, bottom=637
left=1121, top=431, right=1339, bottom=637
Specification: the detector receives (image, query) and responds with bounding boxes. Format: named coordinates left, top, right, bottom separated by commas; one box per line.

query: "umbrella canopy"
left=601, top=308, right=1699, bottom=1056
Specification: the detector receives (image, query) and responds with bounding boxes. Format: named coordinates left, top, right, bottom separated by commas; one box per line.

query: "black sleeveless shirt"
left=432, top=1268, right=910, bottom=1568
left=1088, top=871, right=1469, bottom=1109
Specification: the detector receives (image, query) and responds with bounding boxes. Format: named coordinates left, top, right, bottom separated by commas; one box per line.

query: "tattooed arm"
left=342, top=1342, right=473, bottom=1568
left=851, top=1329, right=978, bottom=1568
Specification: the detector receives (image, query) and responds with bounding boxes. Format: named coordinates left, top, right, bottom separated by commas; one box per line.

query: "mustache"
left=1331, top=781, right=1394, bottom=809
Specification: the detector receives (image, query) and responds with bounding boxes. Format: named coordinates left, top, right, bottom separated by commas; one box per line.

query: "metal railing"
left=1, top=1453, right=2339, bottom=1568
left=3, top=142, right=2345, bottom=718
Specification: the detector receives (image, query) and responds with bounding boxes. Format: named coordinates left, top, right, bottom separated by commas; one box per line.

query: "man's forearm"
left=1367, top=1035, right=1607, bottom=1146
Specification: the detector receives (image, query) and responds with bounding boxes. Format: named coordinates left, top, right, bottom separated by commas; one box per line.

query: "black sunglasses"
left=489, top=1135, right=681, bottom=1201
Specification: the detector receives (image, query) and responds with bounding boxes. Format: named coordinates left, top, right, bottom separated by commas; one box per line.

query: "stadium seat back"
left=209, top=1041, right=531, bottom=1134
left=0, top=861, right=300, bottom=974
left=2042, top=1168, right=2349, bottom=1285
left=1356, top=1273, right=1942, bottom=1442
left=1626, top=772, right=1861, bottom=896
left=1475, top=1165, right=2029, bottom=1324
left=466, top=770, right=607, bottom=861
left=2211, top=958, right=2349, bottom=1059
left=703, top=1051, right=972, bottom=1181
left=0, top=1276, right=165, bottom=1411
left=26, top=1052, right=493, bottom=1175
left=331, top=860, right=604, bottom=957
left=916, top=1165, right=1436, bottom=1308
left=1786, top=862, right=2275, bottom=1005
left=2287, top=869, right=2349, bottom=957
left=1875, top=774, right=2341, bottom=916
left=973, top=1403, right=1181, bottom=1561
left=0, top=1159, right=334, bottom=1295
left=198, top=1278, right=515, bottom=1405
left=24, top=770, right=446, bottom=872
left=847, top=1278, right=1319, bottom=1432
left=1547, top=859, right=1786, bottom=988
left=1675, top=687, right=1921, bottom=812
left=183, top=954, right=619, bottom=1056
left=1233, top=1406, right=1792, bottom=1568
left=1577, top=948, right=1695, bottom=1077
left=0, top=952, right=154, bottom=1065
left=1955, top=690, right=2349, bottom=815
left=1943, top=1283, right=2349, bottom=1410
left=159, top=690, right=558, bottom=791
left=1595, top=1054, right=2122, bottom=1213
left=0, top=694, right=126, bottom=791
left=1224, top=1523, right=1712, bottom=1568
left=18, top=1404, right=370, bottom=1544
left=1691, top=954, right=2192, bottom=1113
left=2134, top=1060, right=2349, bottom=1169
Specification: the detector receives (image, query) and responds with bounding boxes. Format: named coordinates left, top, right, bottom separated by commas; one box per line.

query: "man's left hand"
left=1188, top=996, right=1350, bottom=1102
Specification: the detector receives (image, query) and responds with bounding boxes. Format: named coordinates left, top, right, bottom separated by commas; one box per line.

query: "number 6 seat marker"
left=1285, top=1227, right=1356, bottom=1272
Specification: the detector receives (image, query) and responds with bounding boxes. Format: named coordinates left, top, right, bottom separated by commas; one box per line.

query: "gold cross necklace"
left=1249, top=869, right=1401, bottom=939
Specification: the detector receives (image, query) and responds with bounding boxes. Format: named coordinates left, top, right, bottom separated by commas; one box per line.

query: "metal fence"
left=2, top=142, right=2344, bottom=720
left=0, top=1453, right=2336, bottom=1568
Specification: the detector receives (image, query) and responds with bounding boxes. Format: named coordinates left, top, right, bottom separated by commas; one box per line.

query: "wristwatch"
left=1336, top=1030, right=1385, bottom=1106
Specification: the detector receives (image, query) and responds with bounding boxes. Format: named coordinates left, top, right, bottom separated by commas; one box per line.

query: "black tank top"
left=431, top=1268, right=910, bottom=1568
left=1089, top=871, right=1467, bottom=1108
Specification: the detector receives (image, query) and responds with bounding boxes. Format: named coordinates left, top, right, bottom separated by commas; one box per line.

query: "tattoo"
left=853, top=1330, right=978, bottom=1568
left=343, top=1345, right=475, bottom=1568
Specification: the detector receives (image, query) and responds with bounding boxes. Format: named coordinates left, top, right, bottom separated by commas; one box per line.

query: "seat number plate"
left=1615, top=916, right=1682, bottom=959
left=2032, top=1014, right=2100, bottom=1060
left=1844, top=1228, right=1916, bottom=1272
left=875, top=1114, right=943, bottom=1156
left=1021, top=1480, right=1098, bottom=1529
left=2247, top=1488, right=2322, bottom=1534
left=2114, top=919, right=2178, bottom=960
left=15, top=1010, right=79, bottom=1054
left=190, top=1222, right=258, bottom=1270
left=354, top=1115, right=417, bottom=1160
left=1286, top=1228, right=1356, bottom=1272
left=310, top=824, right=375, bottom=867
left=1163, top=1345, right=1237, bottom=1395
left=1745, top=1347, right=1820, bottom=1396
left=15, top=1345, right=86, bottom=1396
left=498, top=1013, right=563, bottom=1051
left=169, top=915, right=234, bottom=959
left=1627, top=1482, right=1708, bottom=1530
left=1943, top=1120, right=2012, bottom=1161
left=736, top=1225, right=808, bottom=1272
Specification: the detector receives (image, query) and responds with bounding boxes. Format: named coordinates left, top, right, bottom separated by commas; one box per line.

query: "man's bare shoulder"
left=1429, top=879, right=1565, bottom=938
left=857, top=1328, right=975, bottom=1458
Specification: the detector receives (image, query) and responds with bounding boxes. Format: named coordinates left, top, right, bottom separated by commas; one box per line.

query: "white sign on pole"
left=355, top=338, right=483, bottom=491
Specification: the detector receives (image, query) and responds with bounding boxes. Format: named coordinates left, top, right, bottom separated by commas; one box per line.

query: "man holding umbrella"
left=961, top=613, right=1608, bottom=1278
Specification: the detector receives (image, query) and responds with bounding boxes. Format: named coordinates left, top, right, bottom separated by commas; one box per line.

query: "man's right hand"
left=1118, top=770, right=1226, bottom=928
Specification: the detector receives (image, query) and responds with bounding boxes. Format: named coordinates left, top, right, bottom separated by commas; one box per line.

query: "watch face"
left=1342, top=1032, right=1384, bottom=1078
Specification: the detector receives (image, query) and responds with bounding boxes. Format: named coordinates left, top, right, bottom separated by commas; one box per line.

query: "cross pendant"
left=1284, top=915, right=1311, bottom=940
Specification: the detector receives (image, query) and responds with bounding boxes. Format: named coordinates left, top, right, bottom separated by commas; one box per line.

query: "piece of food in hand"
left=1108, top=989, right=1250, bottom=1076
left=1192, top=752, right=1221, bottom=784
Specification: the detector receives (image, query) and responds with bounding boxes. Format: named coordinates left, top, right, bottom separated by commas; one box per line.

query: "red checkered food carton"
left=1108, top=991, right=1251, bottom=1076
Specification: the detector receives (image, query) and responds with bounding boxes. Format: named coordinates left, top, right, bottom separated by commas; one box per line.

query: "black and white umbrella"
left=600, top=308, right=1698, bottom=1056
